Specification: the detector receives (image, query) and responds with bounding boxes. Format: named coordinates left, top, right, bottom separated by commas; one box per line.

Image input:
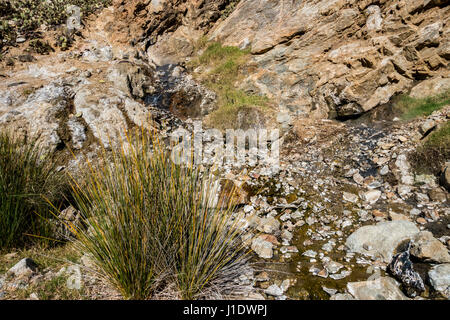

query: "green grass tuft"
left=395, top=90, right=450, bottom=120
left=189, top=42, right=270, bottom=130
left=66, top=130, right=248, bottom=300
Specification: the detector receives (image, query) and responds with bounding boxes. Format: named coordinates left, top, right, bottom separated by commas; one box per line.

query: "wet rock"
left=347, top=277, right=409, bottom=300
left=388, top=246, right=425, bottom=297
left=410, top=231, right=450, bottom=263
left=346, top=221, right=420, bottom=262
left=428, top=264, right=450, bottom=299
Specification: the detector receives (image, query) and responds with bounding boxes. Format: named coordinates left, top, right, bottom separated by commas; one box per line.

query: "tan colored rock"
left=411, top=231, right=450, bottom=263
left=410, top=77, right=450, bottom=99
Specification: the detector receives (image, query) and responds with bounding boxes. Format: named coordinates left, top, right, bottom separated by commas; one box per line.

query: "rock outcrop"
left=121, top=0, right=450, bottom=119
left=112, top=0, right=234, bottom=65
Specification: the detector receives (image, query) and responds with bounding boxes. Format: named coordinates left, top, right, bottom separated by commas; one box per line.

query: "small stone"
left=330, top=270, right=352, bottom=280
left=257, top=216, right=280, bottom=234
left=343, top=192, right=358, bottom=203
left=302, top=250, right=317, bottom=258
left=397, top=185, right=412, bottom=199
left=389, top=211, right=410, bottom=222
left=29, top=293, right=39, bottom=300
left=353, top=172, right=364, bottom=185
left=416, top=217, right=427, bottom=225
left=330, top=293, right=355, bottom=300
left=361, top=190, right=381, bottom=204
left=281, top=229, right=293, bottom=242
left=324, top=260, right=344, bottom=274
left=265, top=284, right=283, bottom=297
left=251, top=236, right=274, bottom=259
left=322, top=242, right=334, bottom=252
left=317, top=269, right=329, bottom=278
left=66, top=265, right=82, bottom=290
left=255, top=272, right=270, bottom=282
left=419, top=119, right=436, bottom=136
left=380, top=165, right=389, bottom=176
left=322, top=287, right=338, bottom=296
left=281, top=279, right=291, bottom=292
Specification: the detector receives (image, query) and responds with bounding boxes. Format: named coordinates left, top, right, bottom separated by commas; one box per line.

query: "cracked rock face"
left=133, top=0, right=449, bottom=118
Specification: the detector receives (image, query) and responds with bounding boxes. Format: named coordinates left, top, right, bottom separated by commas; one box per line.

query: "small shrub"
left=0, top=132, right=67, bottom=248
left=395, top=90, right=450, bottom=120
left=0, top=0, right=111, bottom=51
left=221, top=0, right=241, bottom=19
left=67, top=131, right=248, bottom=299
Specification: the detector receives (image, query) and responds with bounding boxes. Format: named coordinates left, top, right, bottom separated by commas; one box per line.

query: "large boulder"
left=347, top=277, right=409, bottom=300
left=345, top=221, right=420, bottom=262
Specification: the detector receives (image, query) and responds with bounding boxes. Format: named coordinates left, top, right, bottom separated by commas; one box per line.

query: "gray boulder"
left=428, top=264, right=450, bottom=299
left=345, top=221, right=420, bottom=262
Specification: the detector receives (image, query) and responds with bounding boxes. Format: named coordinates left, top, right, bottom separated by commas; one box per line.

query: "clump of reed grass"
left=66, top=130, right=249, bottom=299
left=0, top=132, right=66, bottom=248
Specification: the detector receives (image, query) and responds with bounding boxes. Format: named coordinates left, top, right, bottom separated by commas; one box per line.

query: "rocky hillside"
left=0, top=0, right=449, bottom=301
left=114, top=0, right=449, bottom=120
